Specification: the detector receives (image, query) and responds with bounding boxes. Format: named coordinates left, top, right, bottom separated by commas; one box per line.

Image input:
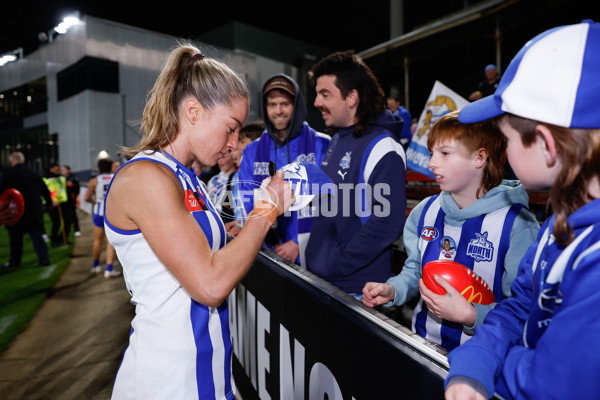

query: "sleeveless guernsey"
left=105, top=150, right=234, bottom=399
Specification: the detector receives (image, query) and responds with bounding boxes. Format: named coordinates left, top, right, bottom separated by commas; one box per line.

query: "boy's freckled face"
left=428, top=138, right=481, bottom=196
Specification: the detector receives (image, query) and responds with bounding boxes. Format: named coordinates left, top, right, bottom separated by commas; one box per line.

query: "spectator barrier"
left=230, top=250, right=450, bottom=399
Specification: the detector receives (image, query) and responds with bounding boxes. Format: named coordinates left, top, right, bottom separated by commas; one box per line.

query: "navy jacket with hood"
left=237, top=74, right=330, bottom=266
left=305, top=110, right=407, bottom=294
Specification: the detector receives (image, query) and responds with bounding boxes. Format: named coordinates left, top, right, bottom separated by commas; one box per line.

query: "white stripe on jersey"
left=209, top=307, right=227, bottom=398
left=93, top=173, right=114, bottom=217
left=207, top=213, right=223, bottom=253
left=473, top=206, right=510, bottom=286
left=363, top=136, right=406, bottom=184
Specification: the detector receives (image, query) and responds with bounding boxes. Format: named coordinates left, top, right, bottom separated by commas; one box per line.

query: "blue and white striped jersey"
left=93, top=173, right=114, bottom=218
left=105, top=150, right=234, bottom=399
left=412, top=194, right=523, bottom=350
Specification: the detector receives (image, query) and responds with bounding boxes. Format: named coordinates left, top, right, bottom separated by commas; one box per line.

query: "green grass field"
left=0, top=214, right=74, bottom=355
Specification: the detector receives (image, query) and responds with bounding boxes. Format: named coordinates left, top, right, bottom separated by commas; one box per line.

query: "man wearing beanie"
left=237, top=74, right=330, bottom=266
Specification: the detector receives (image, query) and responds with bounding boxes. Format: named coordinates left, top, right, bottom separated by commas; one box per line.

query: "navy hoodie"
left=305, top=110, right=407, bottom=293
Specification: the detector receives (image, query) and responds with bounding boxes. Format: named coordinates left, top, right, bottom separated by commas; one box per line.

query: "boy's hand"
left=362, top=282, right=394, bottom=308
left=419, top=275, right=476, bottom=326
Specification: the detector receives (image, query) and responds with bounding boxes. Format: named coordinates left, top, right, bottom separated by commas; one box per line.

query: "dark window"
left=0, top=76, right=47, bottom=130
left=0, top=125, right=57, bottom=174
left=57, top=56, right=119, bottom=101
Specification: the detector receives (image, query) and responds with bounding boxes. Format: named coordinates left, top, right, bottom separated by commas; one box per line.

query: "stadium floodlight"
left=54, top=13, right=81, bottom=34
left=0, top=55, right=17, bottom=66
left=0, top=48, right=23, bottom=67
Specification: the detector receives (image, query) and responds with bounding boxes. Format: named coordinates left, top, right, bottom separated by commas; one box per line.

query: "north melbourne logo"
left=466, top=232, right=494, bottom=262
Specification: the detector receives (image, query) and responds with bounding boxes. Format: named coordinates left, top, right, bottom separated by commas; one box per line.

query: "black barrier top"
left=230, top=249, right=452, bottom=399
left=260, top=250, right=451, bottom=367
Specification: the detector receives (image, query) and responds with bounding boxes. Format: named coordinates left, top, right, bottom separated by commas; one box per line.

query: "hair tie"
left=191, top=53, right=205, bottom=62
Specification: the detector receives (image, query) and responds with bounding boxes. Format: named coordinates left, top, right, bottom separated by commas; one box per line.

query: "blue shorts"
left=92, top=214, right=105, bottom=228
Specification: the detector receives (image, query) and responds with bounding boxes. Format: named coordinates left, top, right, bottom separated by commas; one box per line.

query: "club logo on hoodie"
left=339, top=151, right=351, bottom=169
left=337, top=151, right=351, bottom=180
left=467, top=231, right=494, bottom=262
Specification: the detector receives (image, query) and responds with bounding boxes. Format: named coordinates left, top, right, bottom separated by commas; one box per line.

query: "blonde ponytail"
left=123, top=42, right=249, bottom=157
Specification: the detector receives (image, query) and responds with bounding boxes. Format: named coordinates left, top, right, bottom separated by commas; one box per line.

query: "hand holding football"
left=422, top=259, right=494, bottom=305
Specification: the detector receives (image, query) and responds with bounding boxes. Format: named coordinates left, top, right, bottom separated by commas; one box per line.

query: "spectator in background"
left=190, top=159, right=205, bottom=178
left=44, top=163, right=68, bottom=247
left=84, top=158, right=120, bottom=278
left=305, top=50, right=407, bottom=299
left=411, top=117, right=419, bottom=136
left=207, top=150, right=236, bottom=224
left=225, top=120, right=264, bottom=237
left=61, top=165, right=81, bottom=237
left=468, top=64, right=500, bottom=101
left=199, top=163, right=219, bottom=185
left=237, top=73, right=330, bottom=266
left=0, top=152, right=52, bottom=269
left=111, top=160, right=120, bottom=174
left=230, top=121, right=264, bottom=170
left=362, top=110, right=539, bottom=351
left=190, top=159, right=201, bottom=176
left=387, top=94, right=413, bottom=148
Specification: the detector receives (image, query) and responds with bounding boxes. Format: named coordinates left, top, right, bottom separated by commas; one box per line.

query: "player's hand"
left=262, top=171, right=295, bottom=215
left=252, top=172, right=294, bottom=225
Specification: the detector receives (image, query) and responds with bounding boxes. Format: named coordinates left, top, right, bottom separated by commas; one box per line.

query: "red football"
left=0, top=188, right=25, bottom=227
left=422, top=259, right=495, bottom=305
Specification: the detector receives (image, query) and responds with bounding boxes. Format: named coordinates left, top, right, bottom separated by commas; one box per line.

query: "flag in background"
left=406, top=81, right=469, bottom=179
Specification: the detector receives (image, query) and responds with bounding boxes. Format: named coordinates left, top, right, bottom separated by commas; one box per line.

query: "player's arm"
left=106, top=161, right=292, bottom=307
left=84, top=178, right=97, bottom=204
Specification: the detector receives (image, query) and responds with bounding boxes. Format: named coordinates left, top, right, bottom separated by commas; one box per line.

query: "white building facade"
left=0, top=16, right=300, bottom=177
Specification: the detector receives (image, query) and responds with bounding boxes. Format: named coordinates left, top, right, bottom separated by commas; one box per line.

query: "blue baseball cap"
left=459, top=20, right=600, bottom=129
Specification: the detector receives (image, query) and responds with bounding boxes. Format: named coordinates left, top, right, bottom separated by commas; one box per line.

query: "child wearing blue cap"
left=446, top=20, right=600, bottom=400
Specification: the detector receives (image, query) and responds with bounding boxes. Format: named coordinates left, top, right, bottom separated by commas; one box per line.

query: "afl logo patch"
left=420, top=226, right=438, bottom=241
left=185, top=189, right=208, bottom=212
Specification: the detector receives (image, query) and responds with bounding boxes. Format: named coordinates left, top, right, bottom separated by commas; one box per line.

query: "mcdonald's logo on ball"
left=422, top=259, right=494, bottom=305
